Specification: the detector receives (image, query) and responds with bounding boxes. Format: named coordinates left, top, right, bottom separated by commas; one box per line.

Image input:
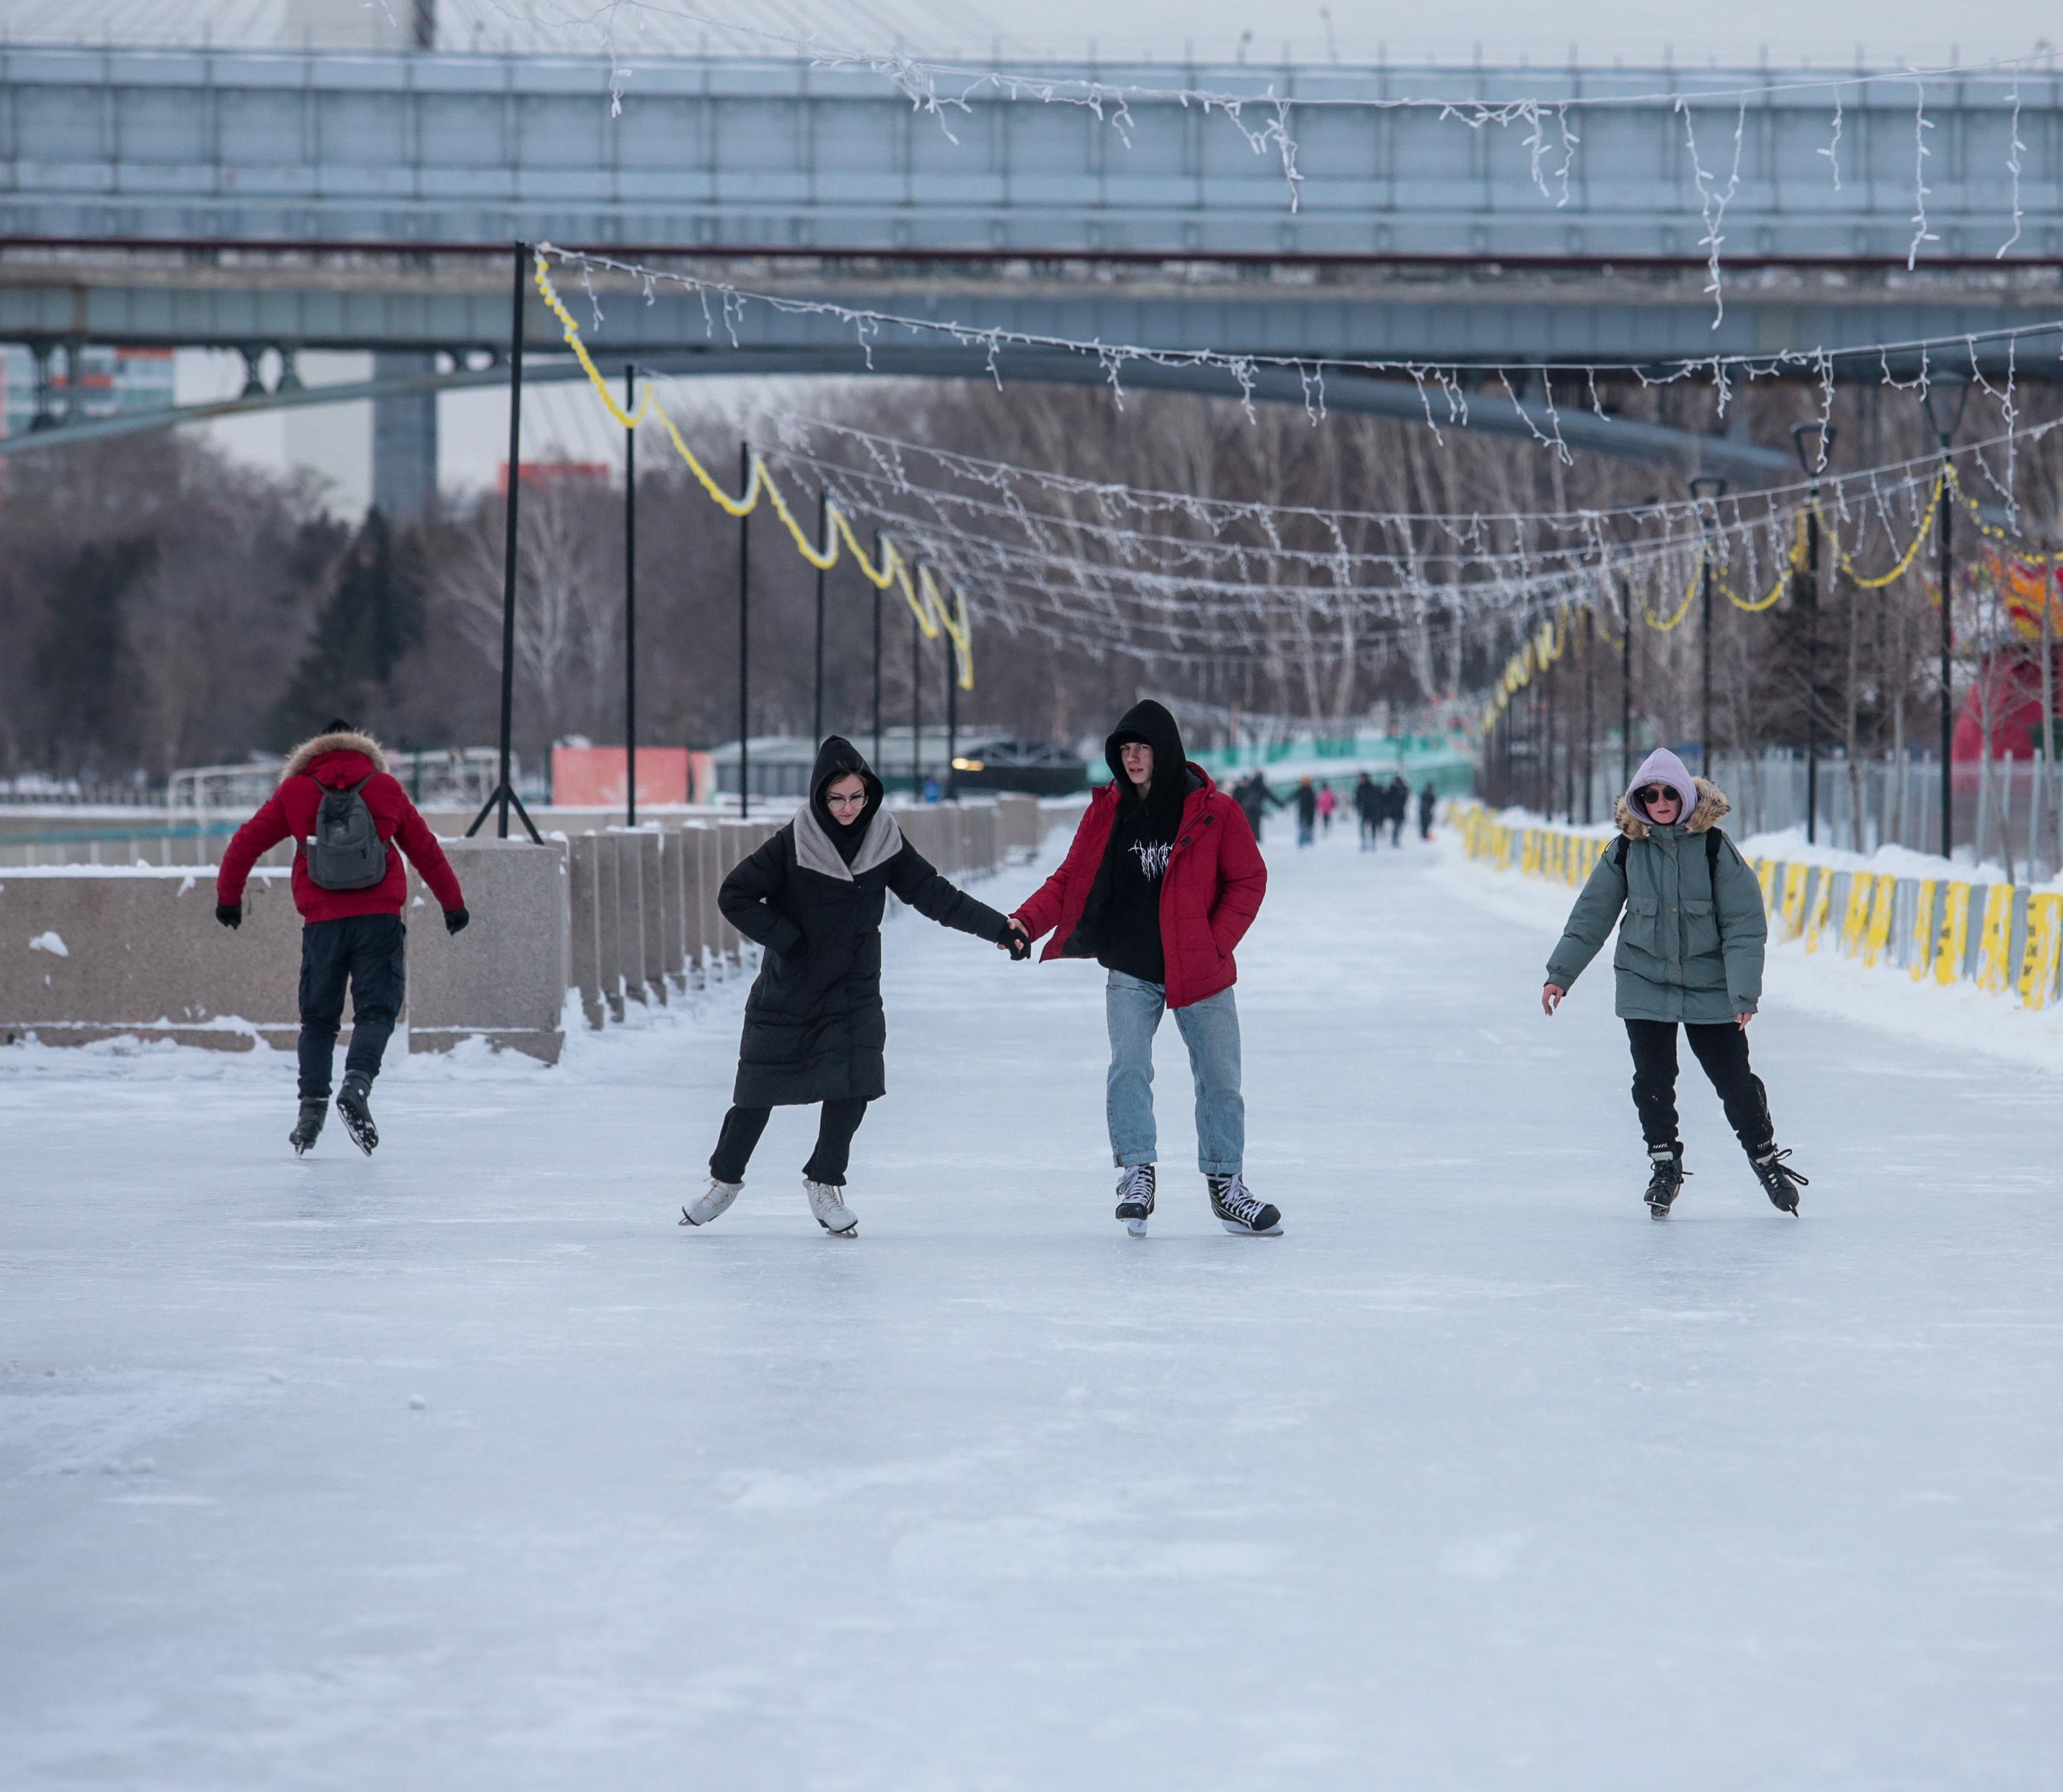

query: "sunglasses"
left=1636, top=786, right=1680, bottom=807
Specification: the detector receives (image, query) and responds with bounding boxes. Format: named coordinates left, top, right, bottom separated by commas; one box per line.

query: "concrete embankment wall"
left=0, top=794, right=1081, bottom=1065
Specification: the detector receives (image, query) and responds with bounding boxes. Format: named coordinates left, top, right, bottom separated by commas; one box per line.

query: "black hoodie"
left=1068, top=698, right=1195, bottom=985
left=807, top=735, right=884, bottom=864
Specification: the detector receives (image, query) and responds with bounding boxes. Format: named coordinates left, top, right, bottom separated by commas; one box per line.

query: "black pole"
left=1619, top=576, right=1633, bottom=790
left=1582, top=608, right=1595, bottom=824
left=624, top=363, right=637, bottom=828
left=1690, top=474, right=1726, bottom=778
left=738, top=440, right=750, bottom=819
left=911, top=565, right=923, bottom=798
left=1939, top=443, right=1956, bottom=858
left=1804, top=488, right=1822, bottom=846
left=812, top=486, right=828, bottom=745
left=871, top=531, right=884, bottom=776
left=945, top=595, right=959, bottom=802
left=466, top=241, right=541, bottom=845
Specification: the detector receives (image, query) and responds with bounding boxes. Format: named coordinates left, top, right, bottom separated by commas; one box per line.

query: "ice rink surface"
left=4, top=820, right=2061, bottom=1790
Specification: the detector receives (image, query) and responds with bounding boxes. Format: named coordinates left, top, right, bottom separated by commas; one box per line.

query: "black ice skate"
left=334, top=1073, right=378, bottom=1156
left=289, top=1098, right=327, bottom=1156
left=1208, top=1173, right=1283, bottom=1237
left=1114, top=1163, right=1155, bottom=1238
left=1750, top=1145, right=1807, bottom=1216
left=1643, top=1144, right=1688, bottom=1218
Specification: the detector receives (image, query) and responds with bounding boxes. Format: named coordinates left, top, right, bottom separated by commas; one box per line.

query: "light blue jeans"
left=1105, top=970, right=1244, bottom=1175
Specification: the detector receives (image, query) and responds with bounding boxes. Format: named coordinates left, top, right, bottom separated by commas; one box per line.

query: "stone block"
left=594, top=833, right=624, bottom=1021
left=0, top=864, right=304, bottom=1048
left=608, top=830, right=651, bottom=1005
left=657, top=828, right=688, bottom=993
left=407, top=837, right=569, bottom=1064
left=567, top=833, right=608, bottom=1030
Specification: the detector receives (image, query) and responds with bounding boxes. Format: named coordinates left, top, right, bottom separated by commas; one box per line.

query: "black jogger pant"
left=1624, top=1018, right=1774, bottom=1156
left=711, top=1099, right=869, bottom=1186
left=298, top=914, right=406, bottom=1100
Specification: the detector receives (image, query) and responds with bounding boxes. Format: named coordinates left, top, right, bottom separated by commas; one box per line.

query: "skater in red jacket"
left=216, top=721, right=468, bottom=1157
left=1006, top=699, right=1277, bottom=1238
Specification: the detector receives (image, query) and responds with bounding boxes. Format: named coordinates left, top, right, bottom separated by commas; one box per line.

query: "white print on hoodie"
left=1130, top=838, right=1174, bottom=882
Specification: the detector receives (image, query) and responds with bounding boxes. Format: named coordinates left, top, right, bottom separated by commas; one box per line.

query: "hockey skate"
left=289, top=1098, right=327, bottom=1157
left=1751, top=1146, right=1807, bottom=1216
left=1208, top=1173, right=1283, bottom=1237
left=680, top=1178, right=742, bottom=1227
left=334, top=1073, right=378, bottom=1156
left=805, top=1179, right=859, bottom=1236
left=1643, top=1144, right=1688, bottom=1218
left=1114, top=1163, right=1155, bottom=1238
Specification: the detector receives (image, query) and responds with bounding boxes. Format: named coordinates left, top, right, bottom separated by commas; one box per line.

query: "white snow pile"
left=27, top=931, right=68, bottom=957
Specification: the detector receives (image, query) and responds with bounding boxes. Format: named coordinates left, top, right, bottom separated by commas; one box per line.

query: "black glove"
left=215, top=902, right=241, bottom=931
left=445, top=907, right=470, bottom=936
left=1003, top=922, right=1031, bottom=962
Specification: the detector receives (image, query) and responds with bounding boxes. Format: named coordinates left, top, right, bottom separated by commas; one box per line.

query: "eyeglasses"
left=1636, top=786, right=1678, bottom=807
left=825, top=791, right=868, bottom=809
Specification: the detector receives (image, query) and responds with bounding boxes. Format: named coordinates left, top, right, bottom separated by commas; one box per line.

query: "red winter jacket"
left=1012, top=766, right=1266, bottom=1010
left=216, top=731, right=466, bottom=926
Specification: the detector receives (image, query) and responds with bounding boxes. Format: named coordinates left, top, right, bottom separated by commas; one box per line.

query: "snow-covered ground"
left=4, top=818, right=2061, bottom=1791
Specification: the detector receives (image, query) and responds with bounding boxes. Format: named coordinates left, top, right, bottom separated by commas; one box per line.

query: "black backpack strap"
left=1705, top=828, right=1723, bottom=874
left=1610, top=835, right=1629, bottom=873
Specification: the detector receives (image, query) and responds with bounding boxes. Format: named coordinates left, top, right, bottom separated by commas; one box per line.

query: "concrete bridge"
left=1, top=43, right=2058, bottom=497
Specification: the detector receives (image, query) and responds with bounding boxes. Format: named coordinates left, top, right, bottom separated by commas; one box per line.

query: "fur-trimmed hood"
left=1616, top=776, right=1731, bottom=839
left=281, top=729, right=390, bottom=784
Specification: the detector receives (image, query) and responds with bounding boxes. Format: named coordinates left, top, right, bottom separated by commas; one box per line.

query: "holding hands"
left=998, top=915, right=1032, bottom=961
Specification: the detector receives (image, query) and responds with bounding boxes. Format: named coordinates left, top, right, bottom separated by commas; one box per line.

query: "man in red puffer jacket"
left=216, top=719, right=468, bottom=1158
left=1005, top=699, right=1275, bottom=1239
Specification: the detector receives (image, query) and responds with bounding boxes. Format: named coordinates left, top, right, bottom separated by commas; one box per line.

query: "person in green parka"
left=1542, top=748, right=1809, bottom=1218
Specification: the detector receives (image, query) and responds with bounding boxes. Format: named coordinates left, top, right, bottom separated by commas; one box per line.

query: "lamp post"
left=1689, top=474, right=1728, bottom=781
left=1789, top=422, right=1836, bottom=845
left=812, top=487, right=828, bottom=746
left=1618, top=574, right=1633, bottom=789
left=623, top=364, right=637, bottom=827
left=1922, top=374, right=1974, bottom=859
left=737, top=440, right=750, bottom=819
left=871, top=530, right=885, bottom=776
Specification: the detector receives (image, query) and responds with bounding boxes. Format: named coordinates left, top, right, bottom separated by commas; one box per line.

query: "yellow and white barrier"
left=1448, top=802, right=2063, bottom=1011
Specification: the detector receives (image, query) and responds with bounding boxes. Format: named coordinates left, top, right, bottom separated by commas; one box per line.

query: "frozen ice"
left=27, top=931, right=68, bottom=957
left=1, top=825, right=2060, bottom=1788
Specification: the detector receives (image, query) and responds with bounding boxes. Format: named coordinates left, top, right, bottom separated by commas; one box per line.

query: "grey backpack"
left=303, top=775, right=390, bottom=891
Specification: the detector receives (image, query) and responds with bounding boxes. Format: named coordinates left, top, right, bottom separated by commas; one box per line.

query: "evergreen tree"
left=270, top=508, right=424, bottom=747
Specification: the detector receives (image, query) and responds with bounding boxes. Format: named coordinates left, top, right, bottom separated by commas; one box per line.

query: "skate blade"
left=1123, top=1217, right=1148, bottom=1238
left=679, top=1207, right=700, bottom=1227
left=815, top=1217, right=859, bottom=1236
left=1219, top=1219, right=1284, bottom=1237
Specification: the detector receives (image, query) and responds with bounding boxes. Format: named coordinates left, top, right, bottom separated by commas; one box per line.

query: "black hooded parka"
left=717, top=737, right=1012, bottom=1106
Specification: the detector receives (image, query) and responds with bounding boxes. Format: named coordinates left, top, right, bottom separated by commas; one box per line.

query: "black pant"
left=298, top=915, right=406, bottom=1100
left=1624, top=1019, right=1774, bottom=1156
left=711, top=1099, right=869, bottom=1186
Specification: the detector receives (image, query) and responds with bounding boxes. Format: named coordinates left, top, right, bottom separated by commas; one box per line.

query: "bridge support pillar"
left=372, top=350, right=439, bottom=520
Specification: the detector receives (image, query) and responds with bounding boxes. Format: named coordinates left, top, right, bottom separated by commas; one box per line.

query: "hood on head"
left=282, top=729, right=389, bottom=786
left=1104, top=698, right=1186, bottom=787
left=1105, top=699, right=1192, bottom=830
left=809, top=735, right=884, bottom=863
left=1623, top=749, right=1699, bottom=823
left=1616, top=750, right=1733, bottom=838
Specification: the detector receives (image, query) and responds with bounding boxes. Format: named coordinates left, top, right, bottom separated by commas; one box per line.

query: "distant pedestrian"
left=1317, top=781, right=1338, bottom=836
left=216, top=721, right=469, bottom=1158
left=684, top=737, right=1022, bottom=1238
left=1353, top=772, right=1383, bottom=851
left=1418, top=781, right=1438, bottom=840
left=1385, top=775, right=1410, bottom=846
left=1235, top=770, right=1285, bottom=843
left=1294, top=776, right=1318, bottom=848
left=1541, top=748, right=1807, bottom=1219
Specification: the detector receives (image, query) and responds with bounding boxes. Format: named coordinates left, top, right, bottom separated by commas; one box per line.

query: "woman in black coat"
left=680, top=736, right=1020, bottom=1236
